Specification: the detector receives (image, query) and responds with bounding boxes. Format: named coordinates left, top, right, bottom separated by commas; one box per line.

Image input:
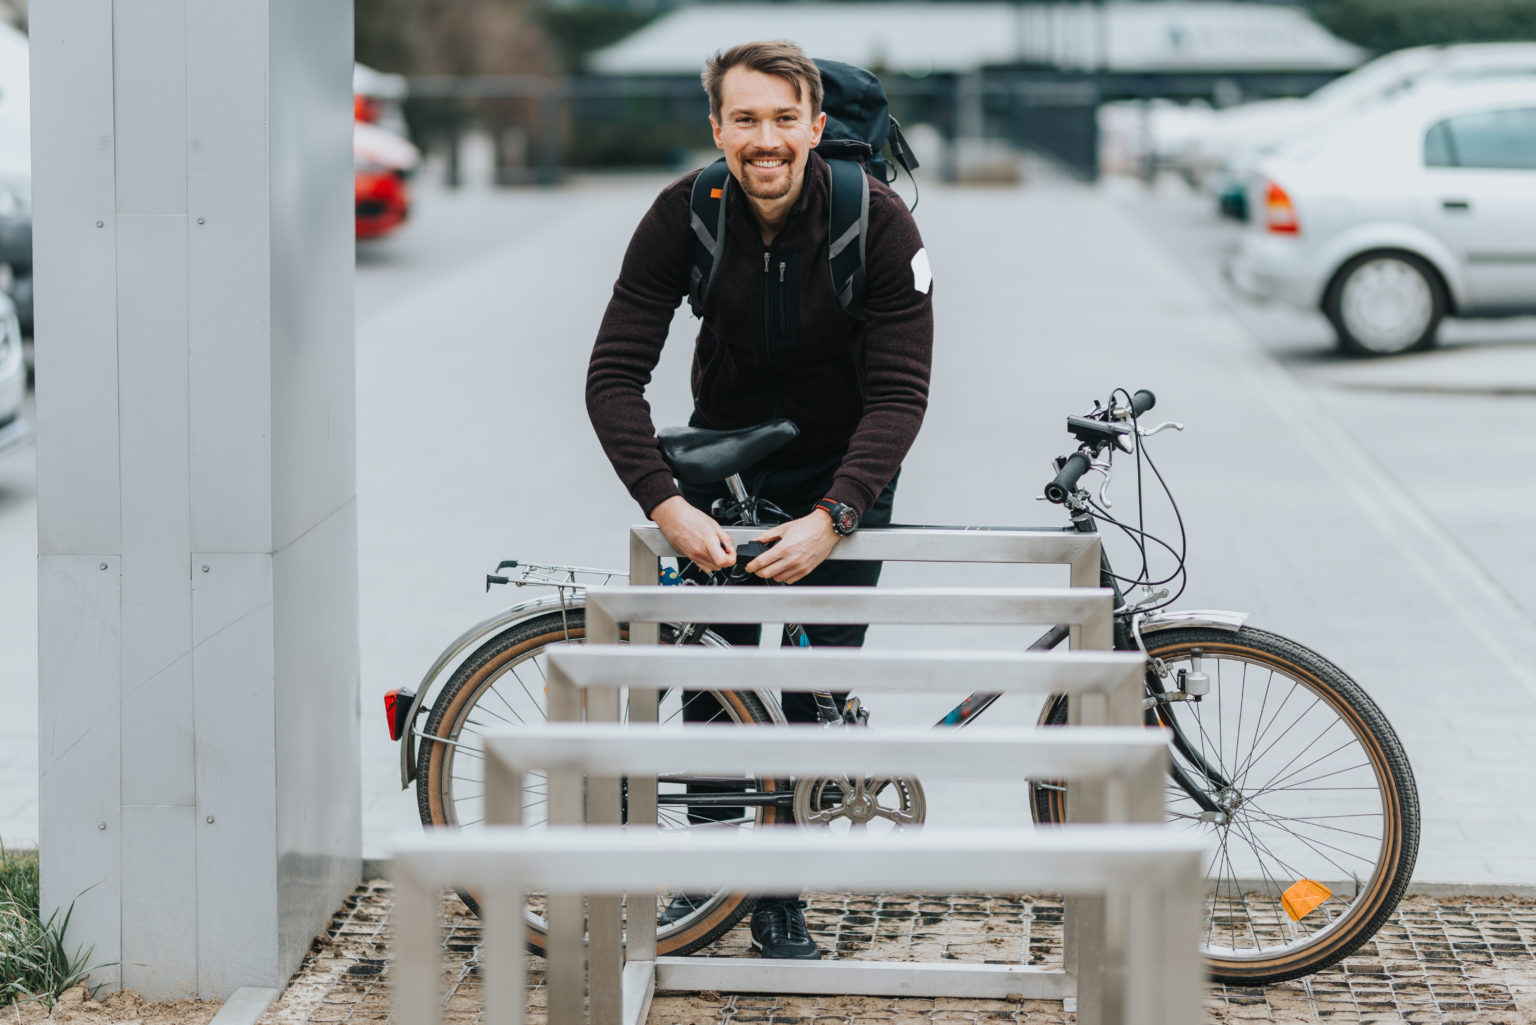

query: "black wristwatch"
left=814, top=498, right=860, bottom=536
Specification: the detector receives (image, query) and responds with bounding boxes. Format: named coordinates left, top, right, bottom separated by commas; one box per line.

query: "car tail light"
left=385, top=689, right=415, bottom=742
left=1264, top=182, right=1299, bottom=235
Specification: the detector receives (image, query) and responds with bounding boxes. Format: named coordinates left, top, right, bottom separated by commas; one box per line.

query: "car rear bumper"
left=1226, top=234, right=1322, bottom=309
left=0, top=412, right=30, bottom=456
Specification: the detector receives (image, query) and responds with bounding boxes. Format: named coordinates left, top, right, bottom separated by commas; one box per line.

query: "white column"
left=31, top=0, right=359, bottom=999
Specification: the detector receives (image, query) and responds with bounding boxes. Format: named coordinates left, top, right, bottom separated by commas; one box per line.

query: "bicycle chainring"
left=792, top=775, right=926, bottom=830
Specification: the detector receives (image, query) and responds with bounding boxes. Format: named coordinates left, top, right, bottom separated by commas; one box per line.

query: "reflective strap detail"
left=690, top=211, right=717, bottom=251
left=829, top=217, right=860, bottom=260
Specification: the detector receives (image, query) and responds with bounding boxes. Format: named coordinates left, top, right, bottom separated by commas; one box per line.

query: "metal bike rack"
left=392, top=826, right=1204, bottom=1025
left=386, top=525, right=1195, bottom=1025
left=557, top=584, right=1146, bottom=1025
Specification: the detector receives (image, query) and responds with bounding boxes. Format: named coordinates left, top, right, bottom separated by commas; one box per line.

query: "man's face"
left=710, top=66, right=825, bottom=203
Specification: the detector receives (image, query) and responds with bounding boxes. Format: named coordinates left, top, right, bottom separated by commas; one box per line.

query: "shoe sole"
left=749, top=936, right=823, bottom=960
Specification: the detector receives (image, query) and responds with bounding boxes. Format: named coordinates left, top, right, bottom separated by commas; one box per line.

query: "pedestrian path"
left=256, top=881, right=1536, bottom=1025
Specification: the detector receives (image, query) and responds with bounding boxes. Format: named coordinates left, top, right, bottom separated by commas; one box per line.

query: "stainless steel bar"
left=482, top=725, right=1166, bottom=782
left=546, top=646, right=1142, bottom=696
left=544, top=659, right=585, bottom=1025
left=624, top=531, right=661, bottom=963
left=389, top=860, right=442, bottom=1025
left=586, top=685, right=623, bottom=1025
left=631, top=525, right=1100, bottom=566
left=654, top=959, right=1075, bottom=999
left=482, top=883, right=526, bottom=1025
left=585, top=585, right=1114, bottom=627
left=396, top=825, right=1204, bottom=892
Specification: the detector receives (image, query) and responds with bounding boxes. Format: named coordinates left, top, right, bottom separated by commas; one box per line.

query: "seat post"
left=724, top=474, right=749, bottom=505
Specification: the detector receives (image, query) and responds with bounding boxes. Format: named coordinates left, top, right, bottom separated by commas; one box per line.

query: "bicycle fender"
left=398, top=593, right=578, bottom=788
left=1139, top=609, right=1249, bottom=634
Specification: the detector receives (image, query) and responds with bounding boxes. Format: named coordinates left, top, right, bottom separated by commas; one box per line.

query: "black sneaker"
left=749, top=899, right=821, bottom=960
left=658, top=892, right=712, bottom=926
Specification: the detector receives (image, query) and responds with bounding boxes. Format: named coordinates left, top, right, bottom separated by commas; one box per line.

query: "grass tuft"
left=0, top=840, right=109, bottom=1008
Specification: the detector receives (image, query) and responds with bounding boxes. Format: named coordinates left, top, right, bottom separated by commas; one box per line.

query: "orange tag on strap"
left=710, top=188, right=723, bottom=199
left=1281, top=879, right=1331, bottom=921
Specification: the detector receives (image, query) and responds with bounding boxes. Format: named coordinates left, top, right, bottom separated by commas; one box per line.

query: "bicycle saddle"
left=657, top=419, right=800, bottom=483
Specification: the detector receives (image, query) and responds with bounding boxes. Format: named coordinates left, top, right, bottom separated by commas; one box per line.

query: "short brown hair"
left=702, top=40, right=823, bottom=121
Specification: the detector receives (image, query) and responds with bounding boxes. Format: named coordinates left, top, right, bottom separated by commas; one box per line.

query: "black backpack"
left=687, top=59, right=920, bottom=322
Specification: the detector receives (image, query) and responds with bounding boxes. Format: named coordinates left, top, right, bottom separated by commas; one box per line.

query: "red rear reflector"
left=385, top=690, right=405, bottom=741
left=1265, top=182, right=1299, bottom=235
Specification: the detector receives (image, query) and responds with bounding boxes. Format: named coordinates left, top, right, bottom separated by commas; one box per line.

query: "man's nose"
left=750, top=120, right=780, bottom=146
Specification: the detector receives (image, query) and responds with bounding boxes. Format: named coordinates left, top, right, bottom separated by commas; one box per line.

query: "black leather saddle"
left=657, top=419, right=800, bottom=483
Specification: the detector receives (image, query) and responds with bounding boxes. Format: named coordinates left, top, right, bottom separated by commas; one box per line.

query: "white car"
left=1192, top=43, right=1536, bottom=214
left=1228, top=78, right=1536, bottom=356
left=0, top=291, right=27, bottom=455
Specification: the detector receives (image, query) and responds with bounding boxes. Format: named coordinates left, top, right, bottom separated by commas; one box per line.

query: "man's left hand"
left=745, top=511, right=841, bottom=584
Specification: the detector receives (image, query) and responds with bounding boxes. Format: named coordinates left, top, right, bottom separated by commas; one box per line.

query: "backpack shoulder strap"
left=826, top=157, right=870, bottom=321
left=687, top=159, right=732, bottom=318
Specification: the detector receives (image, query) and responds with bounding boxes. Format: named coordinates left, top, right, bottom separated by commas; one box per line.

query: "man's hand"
left=746, top=510, right=840, bottom=584
left=652, top=496, right=736, bottom=572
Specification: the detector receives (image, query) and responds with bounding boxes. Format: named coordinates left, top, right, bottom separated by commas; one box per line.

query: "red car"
left=355, top=118, right=419, bottom=240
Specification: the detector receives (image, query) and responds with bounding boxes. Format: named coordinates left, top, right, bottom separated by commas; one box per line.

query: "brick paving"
left=256, top=881, right=1536, bottom=1025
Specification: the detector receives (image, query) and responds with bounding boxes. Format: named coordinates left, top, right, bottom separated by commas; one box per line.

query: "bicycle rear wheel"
left=1030, top=626, right=1419, bottom=985
left=416, top=605, right=782, bottom=955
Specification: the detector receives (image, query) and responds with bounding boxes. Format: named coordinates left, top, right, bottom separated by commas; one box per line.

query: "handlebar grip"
left=1130, top=389, right=1156, bottom=416
left=1044, top=452, right=1092, bottom=504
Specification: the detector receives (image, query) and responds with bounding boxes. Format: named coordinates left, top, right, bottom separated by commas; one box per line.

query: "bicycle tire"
left=1029, top=626, right=1419, bottom=985
left=417, top=605, right=782, bottom=956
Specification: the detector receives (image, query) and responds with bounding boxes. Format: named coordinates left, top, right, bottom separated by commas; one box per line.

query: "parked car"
left=0, top=291, right=27, bottom=455
left=1191, top=43, right=1536, bottom=219
left=0, top=175, right=31, bottom=335
left=354, top=115, right=419, bottom=241
left=0, top=20, right=30, bottom=335
left=1228, top=78, right=1536, bottom=356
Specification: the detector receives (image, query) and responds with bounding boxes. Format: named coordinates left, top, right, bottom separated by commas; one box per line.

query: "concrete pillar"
left=30, top=0, right=360, bottom=999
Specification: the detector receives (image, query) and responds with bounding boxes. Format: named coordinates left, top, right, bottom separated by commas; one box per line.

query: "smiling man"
left=585, top=41, right=934, bottom=959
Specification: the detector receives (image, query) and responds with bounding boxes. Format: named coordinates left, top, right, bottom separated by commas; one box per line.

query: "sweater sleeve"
left=585, top=177, right=695, bottom=517
left=825, top=186, right=935, bottom=514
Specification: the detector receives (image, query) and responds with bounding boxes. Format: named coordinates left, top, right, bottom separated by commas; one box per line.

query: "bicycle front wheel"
left=416, top=605, right=783, bottom=956
left=1031, top=626, right=1419, bottom=985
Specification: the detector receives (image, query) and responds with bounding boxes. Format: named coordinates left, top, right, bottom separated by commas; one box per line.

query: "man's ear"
left=811, top=111, right=827, bottom=146
left=710, top=115, right=724, bottom=150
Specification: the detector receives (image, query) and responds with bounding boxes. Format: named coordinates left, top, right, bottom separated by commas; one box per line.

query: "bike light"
left=1264, top=182, right=1299, bottom=235
left=385, top=689, right=414, bottom=742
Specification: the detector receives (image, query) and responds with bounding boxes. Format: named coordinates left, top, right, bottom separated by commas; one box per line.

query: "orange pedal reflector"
left=1281, top=879, right=1331, bottom=921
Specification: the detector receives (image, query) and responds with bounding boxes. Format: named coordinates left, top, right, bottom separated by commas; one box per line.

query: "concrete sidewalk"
left=5, top=173, right=1536, bottom=893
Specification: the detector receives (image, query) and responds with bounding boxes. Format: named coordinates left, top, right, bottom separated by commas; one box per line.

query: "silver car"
left=1229, top=77, right=1536, bottom=356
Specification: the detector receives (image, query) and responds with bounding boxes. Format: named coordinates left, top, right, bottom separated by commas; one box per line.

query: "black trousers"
left=675, top=450, right=898, bottom=823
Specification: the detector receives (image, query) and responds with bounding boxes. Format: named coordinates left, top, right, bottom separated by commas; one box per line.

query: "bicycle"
left=384, top=388, right=1419, bottom=986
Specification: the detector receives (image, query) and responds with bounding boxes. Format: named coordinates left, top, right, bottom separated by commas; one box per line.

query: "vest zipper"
left=763, top=247, right=780, bottom=418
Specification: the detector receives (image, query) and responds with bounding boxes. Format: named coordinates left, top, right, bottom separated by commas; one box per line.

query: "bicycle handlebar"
left=1044, top=452, right=1092, bottom=504
left=1042, top=388, right=1158, bottom=504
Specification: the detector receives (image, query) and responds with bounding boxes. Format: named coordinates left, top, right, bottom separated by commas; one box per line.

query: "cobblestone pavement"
left=257, top=881, right=1536, bottom=1025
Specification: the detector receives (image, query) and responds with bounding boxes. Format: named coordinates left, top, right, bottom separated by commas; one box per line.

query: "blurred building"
left=586, top=1, right=1366, bottom=178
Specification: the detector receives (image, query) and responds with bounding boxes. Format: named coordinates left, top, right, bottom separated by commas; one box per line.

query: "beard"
left=735, top=152, right=794, bottom=200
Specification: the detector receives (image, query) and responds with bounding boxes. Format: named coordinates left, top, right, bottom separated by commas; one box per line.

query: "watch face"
left=820, top=500, right=858, bottom=534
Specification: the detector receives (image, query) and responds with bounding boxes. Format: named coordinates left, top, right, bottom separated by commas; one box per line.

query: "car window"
left=1424, top=107, right=1536, bottom=170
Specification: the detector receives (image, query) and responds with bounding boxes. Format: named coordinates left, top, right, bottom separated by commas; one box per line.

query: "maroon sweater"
left=587, top=155, right=934, bottom=519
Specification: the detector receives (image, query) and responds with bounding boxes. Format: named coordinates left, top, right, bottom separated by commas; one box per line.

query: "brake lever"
left=1138, top=420, right=1184, bottom=438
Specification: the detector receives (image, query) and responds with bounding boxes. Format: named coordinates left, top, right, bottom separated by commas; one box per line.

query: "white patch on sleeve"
left=910, top=247, right=932, bottom=294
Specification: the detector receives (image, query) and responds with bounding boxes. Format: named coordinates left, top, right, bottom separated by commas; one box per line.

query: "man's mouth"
left=746, top=157, right=787, bottom=169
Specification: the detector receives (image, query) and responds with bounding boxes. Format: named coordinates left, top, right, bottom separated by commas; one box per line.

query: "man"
left=586, top=40, right=934, bottom=960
